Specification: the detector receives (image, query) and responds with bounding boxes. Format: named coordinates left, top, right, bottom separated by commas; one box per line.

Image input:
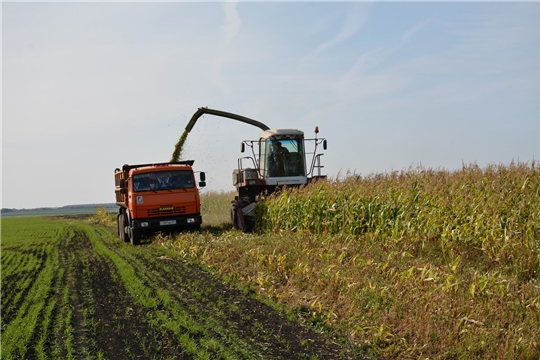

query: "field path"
left=1, top=217, right=361, bottom=359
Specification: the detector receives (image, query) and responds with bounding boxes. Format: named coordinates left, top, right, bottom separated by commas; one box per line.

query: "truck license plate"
left=160, top=220, right=176, bottom=226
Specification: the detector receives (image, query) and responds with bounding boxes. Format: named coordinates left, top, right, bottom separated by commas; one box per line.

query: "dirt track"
left=2, top=218, right=363, bottom=359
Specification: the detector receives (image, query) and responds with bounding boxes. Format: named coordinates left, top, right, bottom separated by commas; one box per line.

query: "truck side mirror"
left=240, top=143, right=245, bottom=153
left=119, top=179, right=125, bottom=188
left=200, top=172, right=206, bottom=181
left=120, top=188, right=127, bottom=194
left=199, top=181, right=206, bottom=188
left=323, top=139, right=327, bottom=150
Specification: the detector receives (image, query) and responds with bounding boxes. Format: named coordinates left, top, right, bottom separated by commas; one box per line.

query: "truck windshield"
left=133, top=170, right=195, bottom=192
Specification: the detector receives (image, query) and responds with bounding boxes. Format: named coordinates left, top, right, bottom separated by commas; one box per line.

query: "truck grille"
left=147, top=206, right=187, bottom=217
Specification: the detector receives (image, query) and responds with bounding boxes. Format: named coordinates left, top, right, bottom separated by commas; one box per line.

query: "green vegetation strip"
left=4, top=216, right=335, bottom=359
left=162, top=162, right=540, bottom=359
left=1, top=218, right=68, bottom=359
left=80, top=222, right=261, bottom=359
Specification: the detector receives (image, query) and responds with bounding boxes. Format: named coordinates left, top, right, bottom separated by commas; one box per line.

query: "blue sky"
left=2, top=1, right=539, bottom=209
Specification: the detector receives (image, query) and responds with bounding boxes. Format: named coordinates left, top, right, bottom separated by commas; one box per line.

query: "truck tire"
left=117, top=214, right=123, bottom=240
left=119, top=214, right=128, bottom=242
left=130, top=228, right=141, bottom=246
left=119, top=210, right=129, bottom=242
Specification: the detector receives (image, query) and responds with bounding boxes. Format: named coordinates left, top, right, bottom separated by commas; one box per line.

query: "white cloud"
left=221, top=1, right=242, bottom=43
left=316, top=7, right=367, bottom=53
left=304, top=3, right=369, bottom=61
left=205, top=1, right=242, bottom=94
left=394, top=21, right=429, bottom=51
left=335, top=20, right=427, bottom=98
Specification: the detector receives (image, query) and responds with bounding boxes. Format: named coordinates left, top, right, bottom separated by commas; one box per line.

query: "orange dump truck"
left=114, top=161, right=206, bottom=245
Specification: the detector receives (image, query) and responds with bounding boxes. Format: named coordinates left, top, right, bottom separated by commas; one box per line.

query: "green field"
left=1, top=204, right=118, bottom=218
left=2, top=162, right=539, bottom=359
left=1, top=216, right=358, bottom=359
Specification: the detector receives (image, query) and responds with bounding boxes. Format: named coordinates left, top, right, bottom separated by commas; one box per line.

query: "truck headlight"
left=141, top=222, right=149, bottom=227
left=187, top=218, right=195, bottom=223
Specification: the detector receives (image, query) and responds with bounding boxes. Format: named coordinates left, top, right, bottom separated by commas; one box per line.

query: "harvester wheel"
left=230, top=201, right=239, bottom=229
left=237, top=198, right=254, bottom=232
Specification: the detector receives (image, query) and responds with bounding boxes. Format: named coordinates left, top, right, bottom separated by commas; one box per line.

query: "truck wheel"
left=119, top=214, right=128, bottom=242
left=123, top=225, right=130, bottom=242
left=120, top=212, right=129, bottom=242
left=130, top=228, right=141, bottom=246
left=117, top=214, right=123, bottom=239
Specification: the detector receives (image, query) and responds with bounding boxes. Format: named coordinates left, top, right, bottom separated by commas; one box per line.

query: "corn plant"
left=165, top=161, right=540, bottom=359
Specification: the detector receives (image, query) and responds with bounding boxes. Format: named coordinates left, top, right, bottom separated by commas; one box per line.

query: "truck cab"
left=115, top=161, right=205, bottom=245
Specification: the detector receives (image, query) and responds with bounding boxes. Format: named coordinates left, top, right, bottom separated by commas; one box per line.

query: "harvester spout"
left=171, top=107, right=270, bottom=163
left=185, top=107, right=270, bottom=132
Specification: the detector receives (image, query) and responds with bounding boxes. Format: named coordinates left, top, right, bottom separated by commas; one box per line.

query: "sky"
left=2, top=1, right=539, bottom=209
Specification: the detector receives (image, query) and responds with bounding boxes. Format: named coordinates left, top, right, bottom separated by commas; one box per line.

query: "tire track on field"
left=138, top=249, right=355, bottom=359
left=53, top=229, right=76, bottom=359
left=65, top=226, right=191, bottom=359
left=96, top=226, right=358, bottom=359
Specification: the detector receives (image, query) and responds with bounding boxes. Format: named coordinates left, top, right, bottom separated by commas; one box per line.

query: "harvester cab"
left=232, top=127, right=327, bottom=231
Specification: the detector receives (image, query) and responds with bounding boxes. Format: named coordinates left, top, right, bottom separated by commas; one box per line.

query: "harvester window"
left=266, top=139, right=305, bottom=177
left=269, top=141, right=289, bottom=177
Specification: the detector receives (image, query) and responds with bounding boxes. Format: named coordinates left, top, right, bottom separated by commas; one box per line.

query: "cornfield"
left=168, top=161, right=540, bottom=359
left=258, top=162, right=540, bottom=279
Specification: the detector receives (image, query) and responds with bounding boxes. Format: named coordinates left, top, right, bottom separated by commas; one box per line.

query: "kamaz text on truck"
left=115, top=161, right=206, bottom=245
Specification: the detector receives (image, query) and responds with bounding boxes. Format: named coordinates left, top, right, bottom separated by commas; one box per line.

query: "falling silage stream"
left=170, top=128, right=190, bottom=162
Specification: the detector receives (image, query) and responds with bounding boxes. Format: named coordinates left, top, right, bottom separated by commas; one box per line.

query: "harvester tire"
left=230, top=201, right=239, bottom=229
left=237, top=198, right=254, bottom=232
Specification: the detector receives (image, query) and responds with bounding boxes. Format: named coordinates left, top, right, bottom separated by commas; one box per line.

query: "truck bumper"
left=132, top=214, right=202, bottom=230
